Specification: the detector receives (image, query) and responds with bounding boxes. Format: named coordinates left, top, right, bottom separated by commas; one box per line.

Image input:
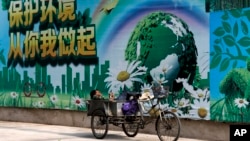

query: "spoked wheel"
left=91, top=109, right=109, bottom=139
left=155, top=111, right=181, bottom=141
left=122, top=122, right=139, bottom=137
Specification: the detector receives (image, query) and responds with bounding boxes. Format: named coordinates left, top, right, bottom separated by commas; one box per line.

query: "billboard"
left=0, top=0, right=210, bottom=121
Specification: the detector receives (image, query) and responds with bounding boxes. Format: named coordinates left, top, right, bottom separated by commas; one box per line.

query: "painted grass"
left=0, top=91, right=88, bottom=111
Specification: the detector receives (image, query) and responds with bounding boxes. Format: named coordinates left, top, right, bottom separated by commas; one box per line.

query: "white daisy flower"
left=193, top=88, right=210, bottom=100
left=174, top=98, right=190, bottom=108
left=176, top=78, right=210, bottom=100
left=151, top=75, right=168, bottom=85
left=189, top=99, right=210, bottom=120
left=169, top=107, right=183, bottom=117
left=105, top=60, right=146, bottom=92
left=37, top=101, right=45, bottom=108
left=176, top=78, right=196, bottom=93
left=72, top=96, right=85, bottom=108
left=151, top=55, right=174, bottom=74
left=50, top=94, right=58, bottom=104
left=32, top=102, right=38, bottom=107
left=10, top=92, right=18, bottom=99
left=161, top=63, right=173, bottom=74
left=234, top=98, right=249, bottom=108
left=137, top=66, right=148, bottom=72
left=175, top=78, right=187, bottom=83
left=150, top=54, right=179, bottom=81
left=141, top=83, right=153, bottom=93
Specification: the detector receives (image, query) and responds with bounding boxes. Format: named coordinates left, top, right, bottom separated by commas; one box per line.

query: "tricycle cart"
left=86, top=92, right=181, bottom=141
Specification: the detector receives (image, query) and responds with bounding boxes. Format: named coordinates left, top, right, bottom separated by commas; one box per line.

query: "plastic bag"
left=121, top=99, right=139, bottom=115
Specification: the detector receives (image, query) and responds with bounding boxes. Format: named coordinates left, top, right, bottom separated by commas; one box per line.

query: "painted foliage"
left=210, top=7, right=250, bottom=122
left=0, top=0, right=209, bottom=120
left=206, top=0, right=250, bottom=12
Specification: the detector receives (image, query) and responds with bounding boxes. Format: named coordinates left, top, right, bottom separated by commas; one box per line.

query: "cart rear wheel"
left=91, top=109, right=109, bottom=139
left=155, top=111, right=181, bottom=141
left=122, top=122, right=139, bottom=137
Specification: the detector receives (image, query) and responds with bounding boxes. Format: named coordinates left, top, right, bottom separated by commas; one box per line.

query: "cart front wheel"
left=122, top=122, right=139, bottom=137
left=155, top=111, right=181, bottom=141
left=91, top=109, right=109, bottom=139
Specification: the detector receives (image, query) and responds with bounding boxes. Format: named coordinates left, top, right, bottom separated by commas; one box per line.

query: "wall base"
left=0, top=107, right=229, bottom=141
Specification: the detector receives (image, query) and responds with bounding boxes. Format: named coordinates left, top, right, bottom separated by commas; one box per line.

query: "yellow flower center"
left=179, top=101, right=184, bottom=107
left=198, top=107, right=207, bottom=118
left=239, top=99, right=244, bottom=104
left=117, top=71, right=130, bottom=82
left=162, top=67, right=167, bottom=72
left=158, top=80, right=162, bottom=84
left=198, top=93, right=204, bottom=98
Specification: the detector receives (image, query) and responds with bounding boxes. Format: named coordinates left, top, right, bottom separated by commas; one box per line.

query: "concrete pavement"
left=0, top=121, right=208, bottom=141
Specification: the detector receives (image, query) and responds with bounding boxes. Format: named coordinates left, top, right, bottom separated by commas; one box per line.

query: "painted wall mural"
left=206, top=0, right=250, bottom=12
left=210, top=7, right=250, bottom=122
left=0, top=0, right=210, bottom=121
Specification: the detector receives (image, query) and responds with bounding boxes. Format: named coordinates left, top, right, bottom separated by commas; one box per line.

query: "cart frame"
left=86, top=92, right=181, bottom=141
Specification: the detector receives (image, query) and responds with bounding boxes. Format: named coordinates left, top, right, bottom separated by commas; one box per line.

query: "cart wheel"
left=122, top=122, right=139, bottom=137
left=91, top=109, right=109, bottom=139
left=155, top=111, right=181, bottom=141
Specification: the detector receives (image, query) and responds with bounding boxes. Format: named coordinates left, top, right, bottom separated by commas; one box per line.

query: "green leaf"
left=246, top=48, right=250, bottom=54
left=223, top=35, right=235, bottom=46
left=221, top=12, right=229, bottom=20
left=220, top=58, right=230, bottom=71
left=243, top=10, right=250, bottom=21
left=237, top=37, right=250, bottom=47
left=1, top=0, right=10, bottom=10
left=215, top=39, right=221, bottom=44
left=210, top=52, right=215, bottom=56
left=213, top=27, right=225, bottom=36
left=232, top=60, right=237, bottom=68
left=229, top=9, right=242, bottom=18
left=233, top=22, right=238, bottom=37
left=214, top=45, right=222, bottom=53
left=222, top=22, right=231, bottom=33
left=241, top=20, right=248, bottom=35
left=210, top=54, right=222, bottom=69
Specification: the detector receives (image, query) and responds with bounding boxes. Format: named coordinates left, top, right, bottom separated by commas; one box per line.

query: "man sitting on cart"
left=90, top=89, right=105, bottom=100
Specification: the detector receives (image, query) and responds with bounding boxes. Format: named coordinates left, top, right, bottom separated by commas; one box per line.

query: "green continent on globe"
left=125, top=11, right=197, bottom=92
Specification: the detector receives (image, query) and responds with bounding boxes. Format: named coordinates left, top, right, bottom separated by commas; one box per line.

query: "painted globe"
left=125, top=11, right=197, bottom=92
